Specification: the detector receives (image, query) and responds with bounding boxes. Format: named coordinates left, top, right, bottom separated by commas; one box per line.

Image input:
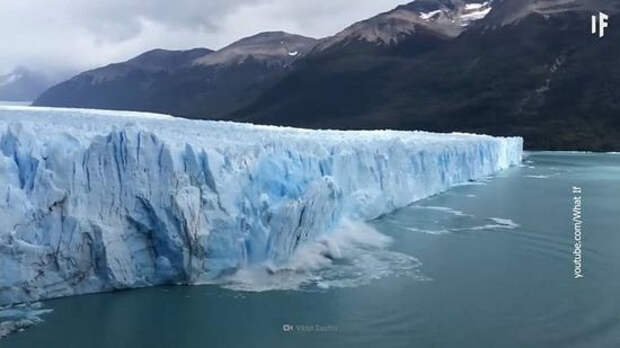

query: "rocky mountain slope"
left=34, top=32, right=317, bottom=117
left=235, top=0, right=620, bottom=150
left=34, top=0, right=620, bottom=150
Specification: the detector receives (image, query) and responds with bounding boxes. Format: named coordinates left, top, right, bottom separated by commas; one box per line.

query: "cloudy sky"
left=0, top=0, right=406, bottom=76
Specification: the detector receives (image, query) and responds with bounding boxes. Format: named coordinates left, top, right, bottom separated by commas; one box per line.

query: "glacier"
left=0, top=106, right=522, bottom=304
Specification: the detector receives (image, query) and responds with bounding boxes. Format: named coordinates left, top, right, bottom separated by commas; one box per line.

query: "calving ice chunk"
left=0, top=106, right=522, bottom=304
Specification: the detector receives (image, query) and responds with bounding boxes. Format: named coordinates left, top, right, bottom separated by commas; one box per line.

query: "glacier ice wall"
left=0, top=106, right=522, bottom=304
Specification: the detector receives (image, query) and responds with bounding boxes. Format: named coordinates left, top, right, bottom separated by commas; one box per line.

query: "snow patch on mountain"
left=460, top=2, right=492, bottom=24
left=0, top=73, right=22, bottom=88
left=314, top=0, right=494, bottom=50
left=420, top=10, right=443, bottom=20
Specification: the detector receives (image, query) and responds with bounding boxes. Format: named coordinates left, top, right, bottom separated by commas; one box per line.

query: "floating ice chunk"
left=0, top=302, right=53, bottom=338
left=488, top=218, right=520, bottom=229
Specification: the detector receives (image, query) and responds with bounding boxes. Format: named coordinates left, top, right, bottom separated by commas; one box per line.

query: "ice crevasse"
left=0, top=106, right=522, bottom=304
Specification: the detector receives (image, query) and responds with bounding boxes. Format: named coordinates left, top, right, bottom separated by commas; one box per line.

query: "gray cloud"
left=0, top=0, right=405, bottom=75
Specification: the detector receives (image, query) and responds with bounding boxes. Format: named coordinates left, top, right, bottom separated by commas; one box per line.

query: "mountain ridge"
left=233, top=0, right=620, bottom=150
left=34, top=33, right=317, bottom=117
left=33, top=0, right=620, bottom=150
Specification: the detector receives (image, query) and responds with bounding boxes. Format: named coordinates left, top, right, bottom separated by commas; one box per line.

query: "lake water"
left=3, top=152, right=620, bottom=347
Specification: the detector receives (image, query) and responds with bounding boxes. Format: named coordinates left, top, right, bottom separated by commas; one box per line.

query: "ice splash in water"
left=525, top=174, right=555, bottom=179
left=0, top=302, right=53, bottom=338
left=383, top=205, right=520, bottom=236
left=218, top=220, right=425, bottom=291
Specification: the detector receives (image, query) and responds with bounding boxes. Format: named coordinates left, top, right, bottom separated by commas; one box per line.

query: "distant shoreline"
left=0, top=100, right=32, bottom=107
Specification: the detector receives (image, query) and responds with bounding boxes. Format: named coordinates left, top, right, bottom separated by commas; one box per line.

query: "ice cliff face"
left=0, top=106, right=522, bottom=304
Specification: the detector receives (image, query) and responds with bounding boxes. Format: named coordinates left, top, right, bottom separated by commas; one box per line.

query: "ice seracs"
left=0, top=106, right=522, bottom=304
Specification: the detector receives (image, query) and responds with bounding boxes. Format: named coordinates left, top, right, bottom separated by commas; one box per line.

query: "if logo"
left=591, top=12, right=609, bottom=38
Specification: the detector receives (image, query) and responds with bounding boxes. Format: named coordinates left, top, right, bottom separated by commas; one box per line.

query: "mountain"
left=34, top=0, right=620, bottom=151
left=0, top=67, right=57, bottom=102
left=194, top=31, right=316, bottom=66
left=312, top=0, right=492, bottom=53
left=233, top=0, right=620, bottom=151
left=34, top=48, right=213, bottom=112
left=34, top=32, right=317, bottom=117
left=229, top=0, right=497, bottom=126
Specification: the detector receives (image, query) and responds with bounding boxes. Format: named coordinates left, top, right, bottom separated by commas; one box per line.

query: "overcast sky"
left=0, top=0, right=406, bottom=76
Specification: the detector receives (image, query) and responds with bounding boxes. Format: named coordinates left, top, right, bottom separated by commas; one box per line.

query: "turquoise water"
left=3, top=152, right=620, bottom=347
